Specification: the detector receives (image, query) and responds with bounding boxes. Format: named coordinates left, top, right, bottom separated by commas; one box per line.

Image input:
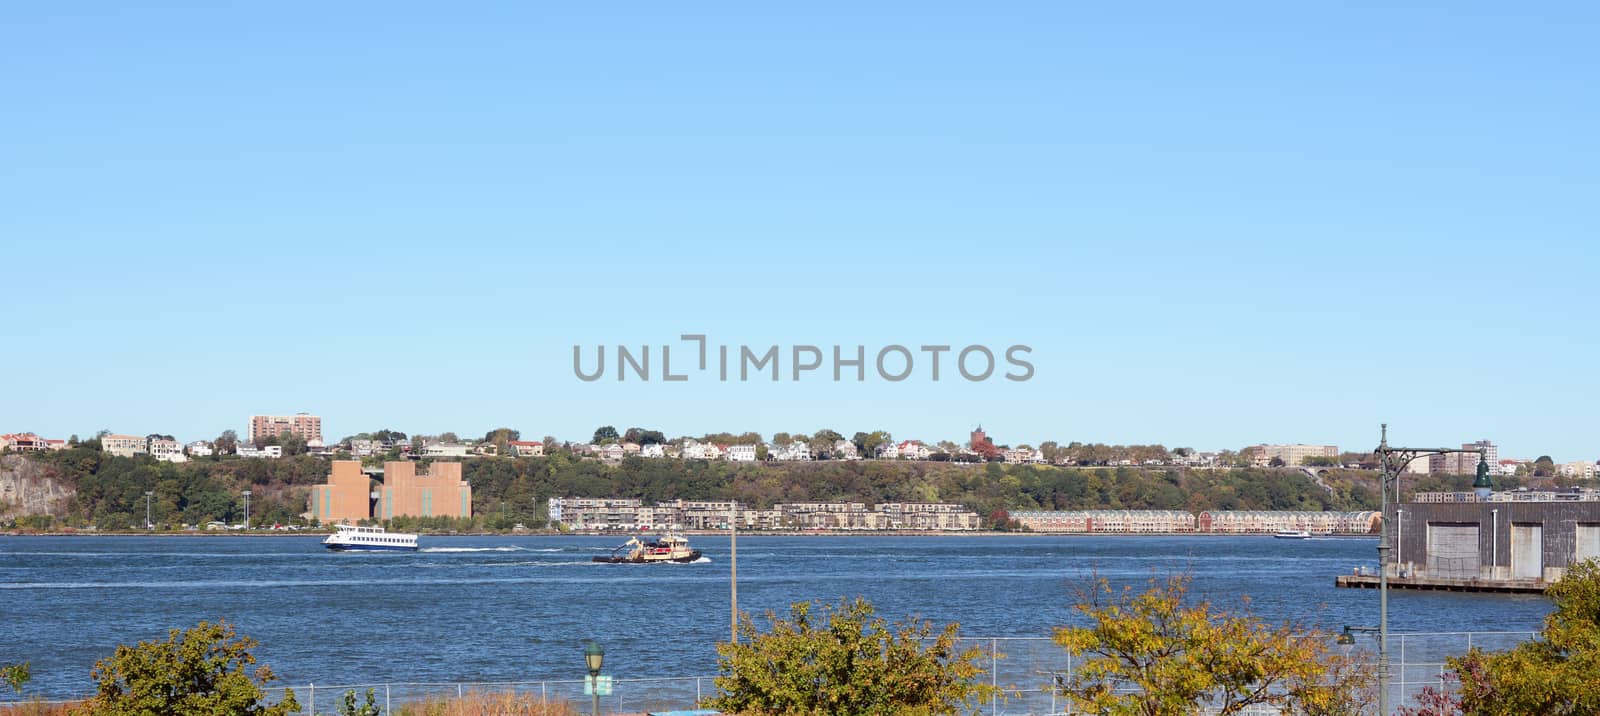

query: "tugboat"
left=593, top=534, right=702, bottom=564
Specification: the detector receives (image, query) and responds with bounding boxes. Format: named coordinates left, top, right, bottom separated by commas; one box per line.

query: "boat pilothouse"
left=323, top=524, right=419, bottom=551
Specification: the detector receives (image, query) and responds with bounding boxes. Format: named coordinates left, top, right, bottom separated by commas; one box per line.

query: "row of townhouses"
left=1011, top=510, right=1383, bottom=534
left=548, top=497, right=984, bottom=531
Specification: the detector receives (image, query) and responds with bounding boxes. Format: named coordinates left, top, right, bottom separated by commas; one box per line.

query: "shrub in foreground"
left=75, top=620, right=297, bottom=716
left=705, top=597, right=998, bottom=715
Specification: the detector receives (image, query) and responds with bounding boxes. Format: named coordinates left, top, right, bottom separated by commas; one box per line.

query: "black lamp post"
left=584, top=640, right=604, bottom=715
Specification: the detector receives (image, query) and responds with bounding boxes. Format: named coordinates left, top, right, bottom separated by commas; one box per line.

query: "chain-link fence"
left=0, top=631, right=1541, bottom=715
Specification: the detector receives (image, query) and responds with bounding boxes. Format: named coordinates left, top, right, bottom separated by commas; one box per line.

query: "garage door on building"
left=1511, top=523, right=1543, bottom=580
left=1427, top=523, right=1480, bottom=579
left=1577, top=524, right=1600, bottom=562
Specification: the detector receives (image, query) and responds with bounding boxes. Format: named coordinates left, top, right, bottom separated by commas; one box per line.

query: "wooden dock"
left=1336, top=574, right=1547, bottom=594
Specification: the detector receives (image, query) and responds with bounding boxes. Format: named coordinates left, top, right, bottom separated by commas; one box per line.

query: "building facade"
left=1391, top=498, right=1600, bottom=583
left=1012, top=510, right=1196, bottom=533
left=1429, top=440, right=1498, bottom=475
left=376, top=461, right=473, bottom=520
left=101, top=434, right=147, bottom=457
left=309, top=460, right=372, bottom=525
left=1246, top=444, right=1339, bottom=466
left=1197, top=510, right=1380, bottom=534
left=248, top=413, right=323, bottom=446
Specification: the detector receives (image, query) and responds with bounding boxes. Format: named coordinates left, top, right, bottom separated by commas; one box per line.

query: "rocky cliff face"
left=0, top=454, right=75, bottom=518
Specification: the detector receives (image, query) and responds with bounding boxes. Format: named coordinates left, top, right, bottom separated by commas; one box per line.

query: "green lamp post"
left=584, top=640, right=604, bottom=716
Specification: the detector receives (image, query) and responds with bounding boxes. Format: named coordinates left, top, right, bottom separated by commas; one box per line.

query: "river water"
left=0, top=534, right=1554, bottom=700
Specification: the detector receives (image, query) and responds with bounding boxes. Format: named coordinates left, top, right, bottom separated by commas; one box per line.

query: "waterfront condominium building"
left=249, top=413, right=323, bottom=447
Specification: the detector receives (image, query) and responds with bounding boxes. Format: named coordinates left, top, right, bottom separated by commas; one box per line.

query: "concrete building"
left=375, top=461, right=472, bottom=520
left=1560, top=461, right=1597, bottom=480
left=101, top=434, right=147, bottom=457
left=249, top=413, right=323, bottom=447
left=309, top=460, right=372, bottom=525
left=186, top=441, right=214, bottom=457
left=1246, top=444, right=1339, bottom=467
left=1430, top=440, right=1498, bottom=474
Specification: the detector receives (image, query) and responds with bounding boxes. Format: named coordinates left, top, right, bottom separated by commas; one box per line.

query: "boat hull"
left=592, top=550, right=702, bottom=564
left=325, top=543, right=419, bottom=552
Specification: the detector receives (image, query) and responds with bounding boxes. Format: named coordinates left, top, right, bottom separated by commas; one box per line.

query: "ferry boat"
left=593, top=534, right=702, bottom=564
left=323, top=524, right=419, bottom=551
left=1273, top=530, right=1312, bottom=540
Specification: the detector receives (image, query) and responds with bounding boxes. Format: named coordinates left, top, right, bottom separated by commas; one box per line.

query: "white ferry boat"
left=322, top=524, right=419, bottom=552
left=1273, top=530, right=1312, bottom=540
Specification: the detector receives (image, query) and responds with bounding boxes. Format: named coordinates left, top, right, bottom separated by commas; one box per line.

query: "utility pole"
left=1372, top=424, right=1488, bottom=714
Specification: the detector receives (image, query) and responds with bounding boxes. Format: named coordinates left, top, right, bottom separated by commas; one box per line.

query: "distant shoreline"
left=2, top=529, right=1378, bottom=539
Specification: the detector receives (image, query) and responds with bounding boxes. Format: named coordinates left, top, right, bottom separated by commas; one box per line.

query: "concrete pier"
left=1336, top=573, right=1547, bottom=594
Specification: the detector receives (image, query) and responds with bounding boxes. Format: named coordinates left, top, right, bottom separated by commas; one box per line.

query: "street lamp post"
left=583, top=641, right=605, bottom=716
left=1372, top=424, right=1489, bottom=715
left=144, top=491, right=154, bottom=530
left=730, top=499, right=739, bottom=644
left=242, top=490, right=252, bottom=530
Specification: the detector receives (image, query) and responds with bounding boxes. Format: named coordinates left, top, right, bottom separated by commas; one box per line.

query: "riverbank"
left=3, top=529, right=1379, bottom=538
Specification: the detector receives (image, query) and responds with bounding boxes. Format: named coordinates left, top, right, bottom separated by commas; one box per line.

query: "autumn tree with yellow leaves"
left=1052, top=574, right=1370, bottom=716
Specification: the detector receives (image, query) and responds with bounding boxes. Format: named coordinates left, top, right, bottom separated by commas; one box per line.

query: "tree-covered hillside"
left=7, top=446, right=1542, bottom=531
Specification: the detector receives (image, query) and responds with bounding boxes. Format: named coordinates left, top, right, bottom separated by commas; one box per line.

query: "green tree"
left=81, top=620, right=298, bottom=715
left=214, top=430, right=239, bottom=455
left=482, top=427, right=521, bottom=453
left=592, top=426, right=620, bottom=444
left=1053, top=574, right=1369, bottom=716
left=1, top=661, right=28, bottom=695
left=337, top=688, right=381, bottom=716
left=1445, top=558, right=1600, bottom=714
left=1533, top=455, right=1557, bottom=478
left=706, top=597, right=997, bottom=716
left=278, top=431, right=307, bottom=457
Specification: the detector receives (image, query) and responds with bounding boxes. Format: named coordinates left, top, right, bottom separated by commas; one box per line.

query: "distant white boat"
left=323, top=524, right=418, bottom=551
left=1273, top=530, right=1312, bottom=540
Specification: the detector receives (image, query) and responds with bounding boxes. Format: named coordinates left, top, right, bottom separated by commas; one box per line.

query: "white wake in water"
left=419, top=546, right=529, bottom=553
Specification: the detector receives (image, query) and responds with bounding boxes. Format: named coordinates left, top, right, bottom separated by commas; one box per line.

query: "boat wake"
left=420, top=546, right=530, bottom=553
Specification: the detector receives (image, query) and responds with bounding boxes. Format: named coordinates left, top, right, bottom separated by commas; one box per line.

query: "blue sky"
left=2, top=3, right=1596, bottom=460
